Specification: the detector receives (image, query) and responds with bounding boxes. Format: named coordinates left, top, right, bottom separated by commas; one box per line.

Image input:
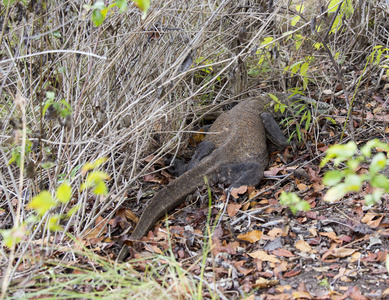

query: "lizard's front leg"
left=260, top=113, right=289, bottom=149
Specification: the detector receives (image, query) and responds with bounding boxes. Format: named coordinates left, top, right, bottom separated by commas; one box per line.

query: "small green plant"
left=268, top=90, right=313, bottom=142
left=8, top=141, right=32, bottom=167
left=249, top=37, right=276, bottom=77
left=0, top=158, right=109, bottom=248
left=84, top=0, right=150, bottom=26
left=321, top=139, right=389, bottom=205
left=3, top=0, right=27, bottom=5
left=279, top=191, right=310, bottom=214
left=283, top=56, right=314, bottom=91
left=194, top=57, right=221, bottom=103
left=42, top=91, right=72, bottom=120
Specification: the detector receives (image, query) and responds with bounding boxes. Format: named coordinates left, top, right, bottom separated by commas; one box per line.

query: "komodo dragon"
left=130, top=94, right=321, bottom=239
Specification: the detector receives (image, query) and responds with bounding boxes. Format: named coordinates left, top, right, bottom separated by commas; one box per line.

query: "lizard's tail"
left=130, top=151, right=222, bottom=240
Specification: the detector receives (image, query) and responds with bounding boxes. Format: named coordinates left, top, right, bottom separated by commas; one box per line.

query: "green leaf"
left=92, top=9, right=104, bottom=26
left=3, top=0, right=17, bottom=6
left=82, top=171, right=110, bottom=195
left=296, top=4, right=304, bottom=13
left=300, top=62, right=309, bottom=77
left=347, top=157, right=362, bottom=171
left=46, top=91, right=55, bottom=100
left=304, top=110, right=311, bottom=131
left=42, top=99, right=54, bottom=117
left=92, top=1, right=106, bottom=10
left=28, top=191, right=56, bottom=216
left=370, top=152, right=387, bottom=174
left=53, top=31, right=62, bottom=38
left=41, top=160, right=55, bottom=169
left=261, top=37, right=273, bottom=47
left=59, top=99, right=72, bottom=118
left=56, top=182, right=72, bottom=203
left=100, top=7, right=109, bottom=18
left=134, top=0, right=150, bottom=19
left=323, top=170, right=343, bottom=186
left=66, top=204, right=80, bottom=218
left=295, top=201, right=310, bottom=213
left=82, top=157, right=108, bottom=174
left=344, top=174, right=363, bottom=192
left=365, top=190, right=383, bottom=206
left=324, top=184, right=347, bottom=202
left=360, top=139, right=389, bottom=157
left=325, top=116, right=336, bottom=124
left=328, top=0, right=341, bottom=13
left=116, top=0, right=127, bottom=12
left=86, top=171, right=110, bottom=184
left=279, top=191, right=309, bottom=214
left=330, top=15, right=341, bottom=33
left=313, top=43, right=322, bottom=50
left=291, top=15, right=300, bottom=26
left=48, top=215, right=63, bottom=231
left=290, top=61, right=302, bottom=75
left=371, top=174, right=389, bottom=190
left=267, top=93, right=280, bottom=103
left=0, top=225, right=26, bottom=248
left=93, top=181, right=108, bottom=195
left=320, top=141, right=357, bottom=167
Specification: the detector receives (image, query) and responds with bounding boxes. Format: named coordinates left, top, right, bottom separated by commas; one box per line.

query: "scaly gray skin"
left=130, top=97, right=290, bottom=240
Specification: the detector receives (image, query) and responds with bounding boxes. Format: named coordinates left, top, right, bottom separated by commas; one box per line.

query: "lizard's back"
left=204, top=99, right=268, bottom=165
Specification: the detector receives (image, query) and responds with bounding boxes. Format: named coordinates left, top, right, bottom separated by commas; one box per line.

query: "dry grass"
left=0, top=0, right=388, bottom=298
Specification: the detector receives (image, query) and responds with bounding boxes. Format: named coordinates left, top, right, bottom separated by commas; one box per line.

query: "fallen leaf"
left=308, top=227, right=317, bottom=236
left=268, top=228, right=285, bottom=238
left=252, top=277, right=279, bottom=289
left=238, top=230, right=262, bottom=243
left=284, top=268, right=302, bottom=277
left=361, top=212, right=383, bottom=228
left=124, top=209, right=139, bottom=223
left=144, top=174, right=164, bottom=183
left=319, top=231, right=341, bottom=243
left=350, top=252, right=361, bottom=262
left=297, top=183, right=308, bottom=191
left=322, top=247, right=356, bottom=260
left=264, top=167, right=284, bottom=176
left=292, top=291, right=312, bottom=299
left=248, top=250, right=281, bottom=263
left=295, top=239, right=313, bottom=253
left=227, top=203, right=242, bottom=217
left=231, top=185, right=247, bottom=198
left=84, top=216, right=108, bottom=242
left=344, top=286, right=367, bottom=300
left=272, top=248, right=295, bottom=257
left=146, top=245, right=163, bottom=254
left=312, top=182, right=325, bottom=191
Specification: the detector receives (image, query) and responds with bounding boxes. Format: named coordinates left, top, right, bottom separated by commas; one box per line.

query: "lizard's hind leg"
left=186, top=140, right=216, bottom=171
left=218, top=162, right=264, bottom=188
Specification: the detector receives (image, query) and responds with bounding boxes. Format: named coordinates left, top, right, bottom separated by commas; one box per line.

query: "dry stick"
left=0, top=0, right=13, bottom=114
left=315, top=0, right=355, bottom=141
left=0, top=97, right=27, bottom=300
left=0, top=0, right=12, bottom=53
left=74, top=25, right=103, bottom=123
